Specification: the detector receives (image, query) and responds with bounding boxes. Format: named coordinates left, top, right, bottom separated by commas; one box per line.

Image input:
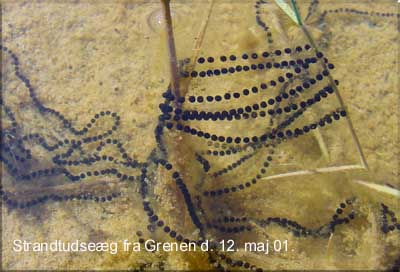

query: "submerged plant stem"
left=161, top=0, right=180, bottom=99
left=354, top=180, right=400, bottom=198
left=181, top=0, right=214, bottom=97
left=302, top=26, right=369, bottom=170
left=271, top=9, right=330, bottom=161
left=260, top=164, right=366, bottom=181
left=290, top=0, right=369, bottom=170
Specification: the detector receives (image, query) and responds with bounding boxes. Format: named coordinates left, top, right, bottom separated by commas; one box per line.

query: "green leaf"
left=274, top=0, right=300, bottom=25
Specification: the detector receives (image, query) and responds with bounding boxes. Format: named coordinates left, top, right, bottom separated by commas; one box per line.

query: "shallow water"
left=1, top=0, right=399, bottom=270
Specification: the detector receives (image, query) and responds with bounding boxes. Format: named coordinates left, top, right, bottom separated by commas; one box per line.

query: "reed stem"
left=180, top=0, right=214, bottom=97
left=290, top=0, right=369, bottom=170
left=160, top=0, right=180, bottom=98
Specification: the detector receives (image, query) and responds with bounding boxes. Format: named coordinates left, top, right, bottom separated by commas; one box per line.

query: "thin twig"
left=260, top=164, right=366, bottom=181
left=270, top=7, right=330, bottom=161
left=326, top=232, right=334, bottom=255
left=289, top=0, right=369, bottom=170
left=180, top=0, right=215, bottom=97
left=354, top=180, right=400, bottom=198
left=302, top=26, right=369, bottom=170
left=160, top=0, right=180, bottom=99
